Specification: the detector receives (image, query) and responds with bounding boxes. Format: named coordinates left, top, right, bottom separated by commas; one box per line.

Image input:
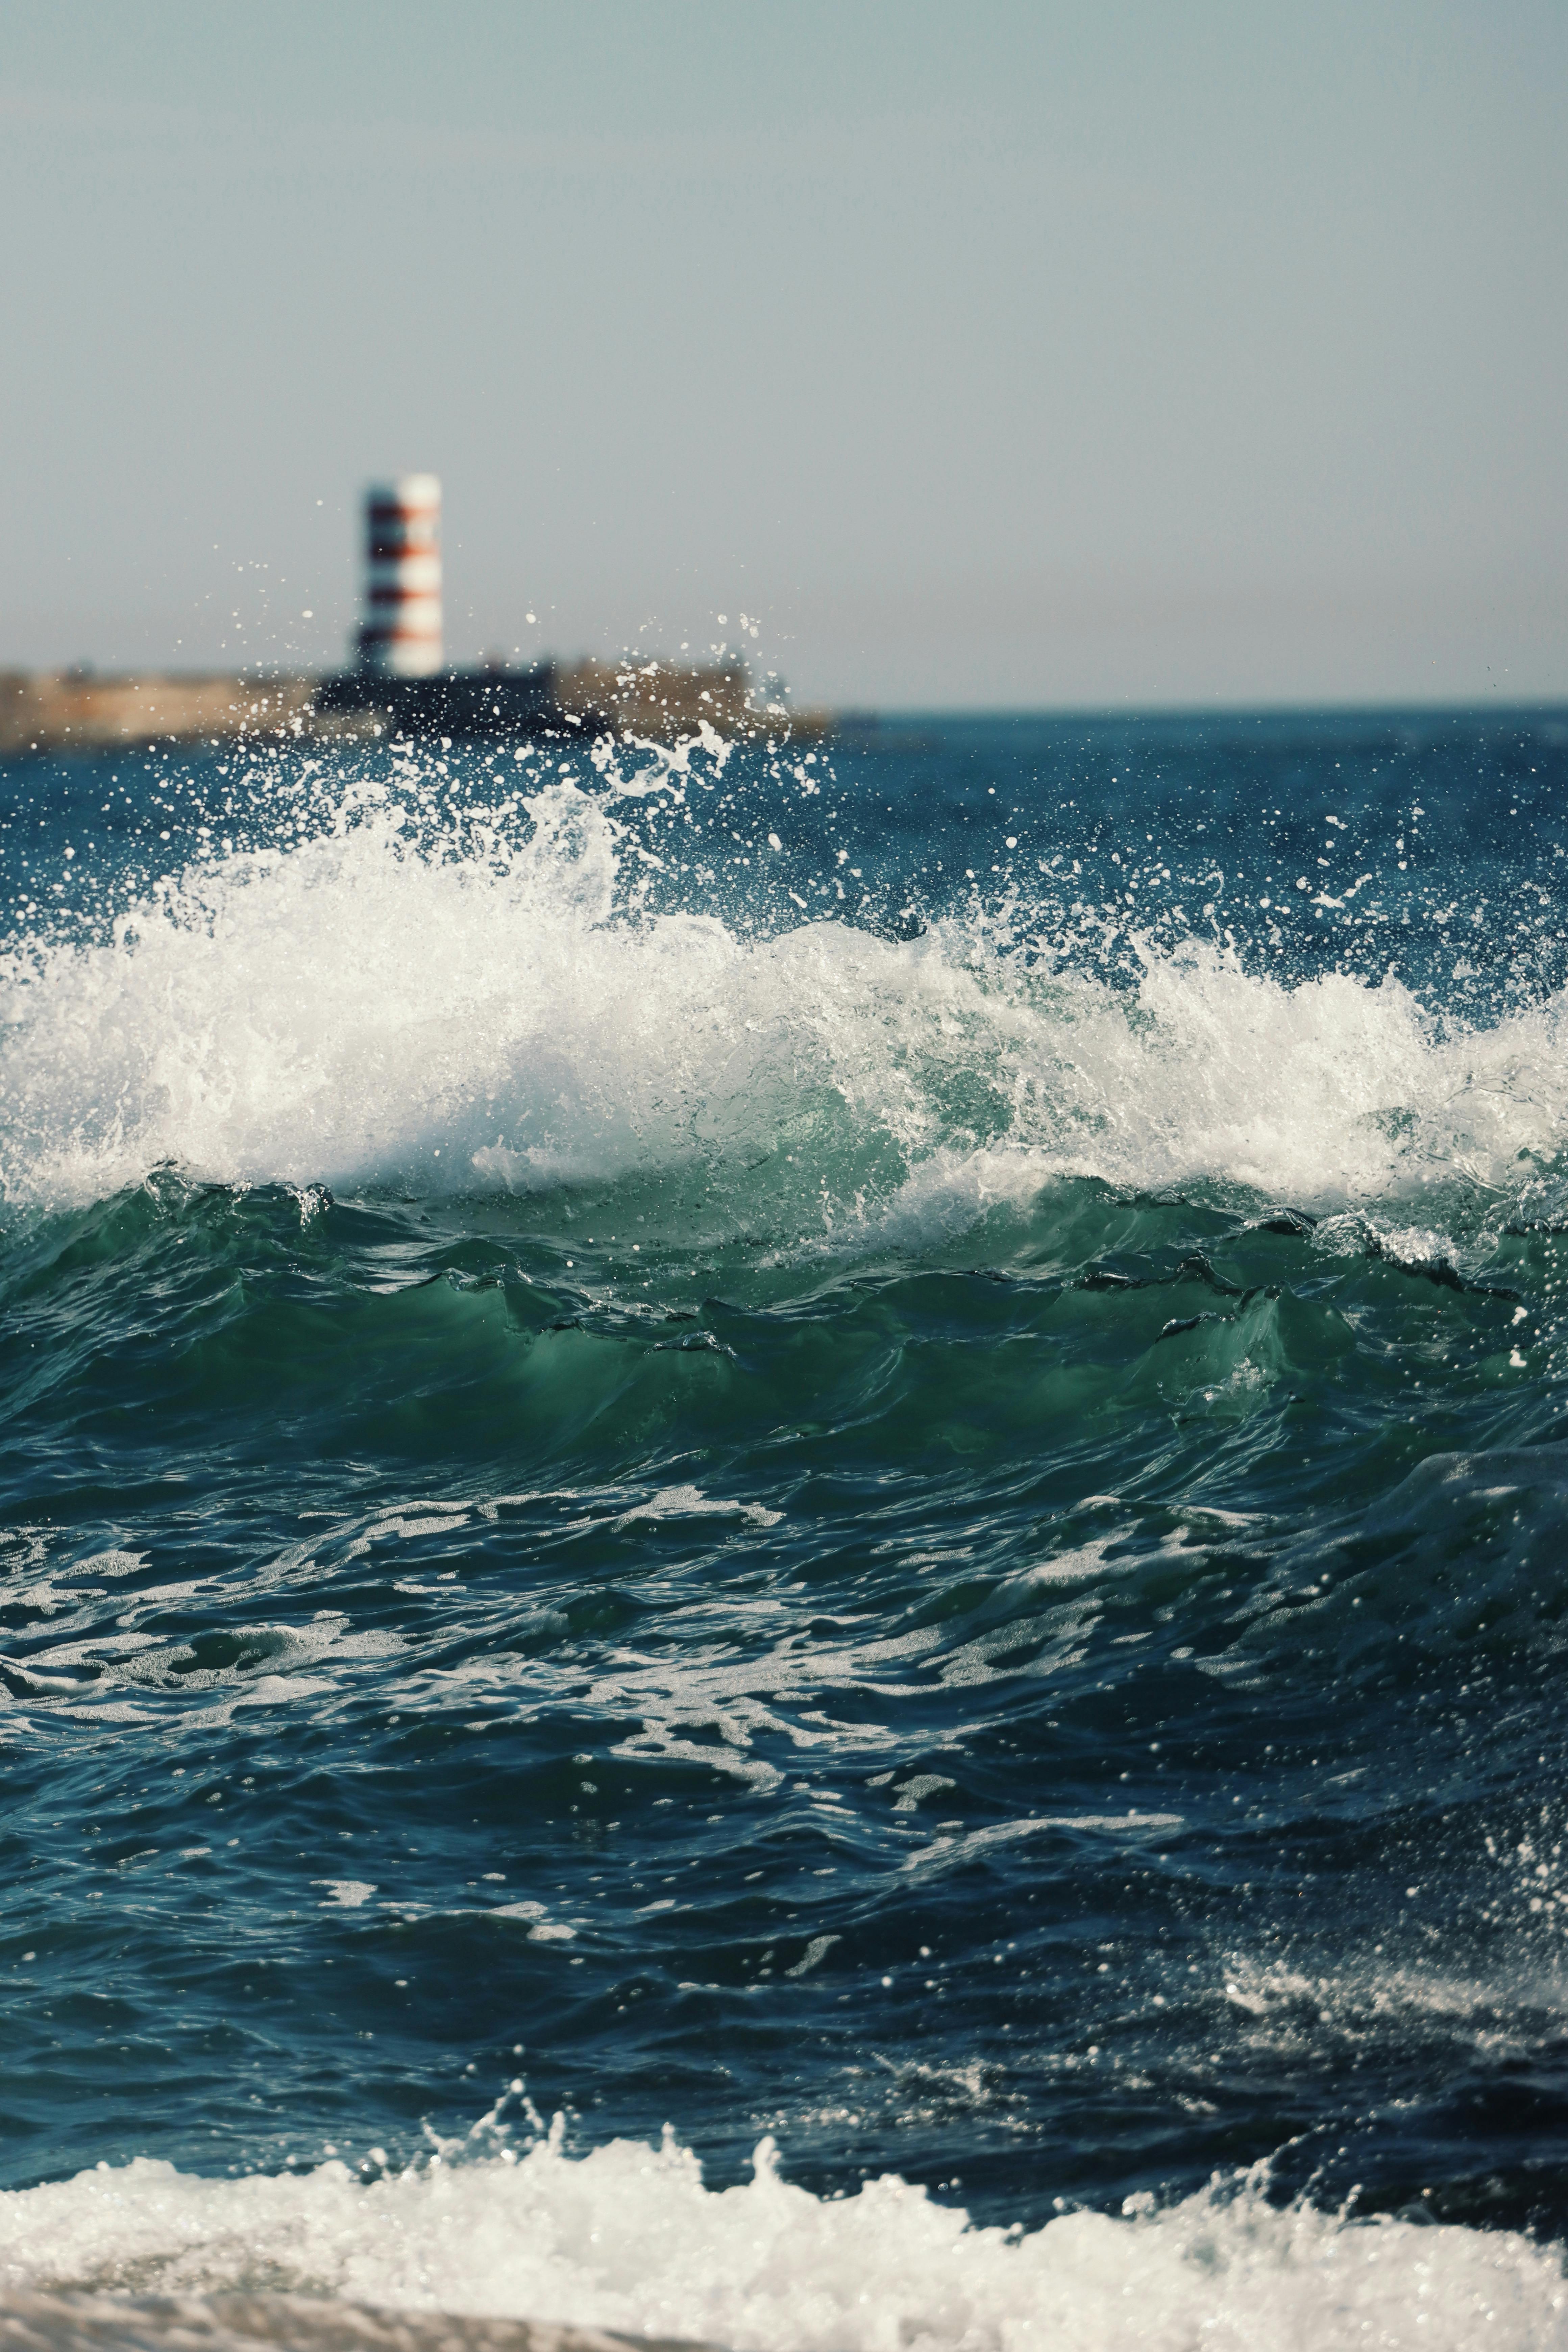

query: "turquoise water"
left=5, top=709, right=1568, bottom=2347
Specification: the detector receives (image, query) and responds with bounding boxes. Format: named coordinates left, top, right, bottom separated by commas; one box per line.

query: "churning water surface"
left=4, top=708, right=1568, bottom=2349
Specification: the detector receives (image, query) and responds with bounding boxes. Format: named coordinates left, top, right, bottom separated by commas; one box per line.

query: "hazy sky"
left=3, top=0, right=1565, bottom=707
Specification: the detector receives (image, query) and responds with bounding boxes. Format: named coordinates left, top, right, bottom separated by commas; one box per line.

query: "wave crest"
left=2, top=2134, right=1565, bottom=2352
left=3, top=780, right=1565, bottom=1236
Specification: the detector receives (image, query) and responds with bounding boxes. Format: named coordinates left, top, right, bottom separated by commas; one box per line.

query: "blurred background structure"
left=359, top=477, right=443, bottom=678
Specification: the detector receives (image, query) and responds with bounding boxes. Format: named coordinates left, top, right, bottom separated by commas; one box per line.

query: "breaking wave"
left=2, top=2134, right=1566, bottom=2352
left=2, top=775, right=1566, bottom=1238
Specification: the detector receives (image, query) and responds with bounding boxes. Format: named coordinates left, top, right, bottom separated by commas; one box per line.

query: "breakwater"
left=0, top=657, right=820, bottom=754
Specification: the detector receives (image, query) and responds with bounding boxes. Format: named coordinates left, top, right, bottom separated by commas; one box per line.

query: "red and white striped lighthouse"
left=358, top=475, right=442, bottom=676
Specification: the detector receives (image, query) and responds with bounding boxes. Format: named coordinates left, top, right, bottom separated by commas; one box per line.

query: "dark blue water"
left=5, top=708, right=1568, bottom=2346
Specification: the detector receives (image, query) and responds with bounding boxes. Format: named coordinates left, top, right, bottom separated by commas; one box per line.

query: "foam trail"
left=0, top=2139, right=1565, bottom=2352
left=3, top=781, right=1566, bottom=1232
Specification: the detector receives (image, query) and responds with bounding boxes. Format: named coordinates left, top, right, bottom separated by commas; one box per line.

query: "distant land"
left=0, top=658, right=832, bottom=756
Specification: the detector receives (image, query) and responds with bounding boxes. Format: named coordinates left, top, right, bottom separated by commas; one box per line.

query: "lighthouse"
left=358, top=475, right=442, bottom=676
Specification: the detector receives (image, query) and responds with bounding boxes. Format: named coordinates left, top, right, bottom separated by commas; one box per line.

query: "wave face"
left=5, top=710, right=1568, bottom=2345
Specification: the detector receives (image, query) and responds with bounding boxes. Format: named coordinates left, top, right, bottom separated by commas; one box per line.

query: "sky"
left=1, top=0, right=1565, bottom=709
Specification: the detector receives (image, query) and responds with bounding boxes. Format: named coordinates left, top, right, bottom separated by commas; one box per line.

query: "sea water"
left=3, top=708, right=1568, bottom=2348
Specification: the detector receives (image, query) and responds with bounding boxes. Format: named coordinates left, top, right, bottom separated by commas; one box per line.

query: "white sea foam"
left=3, top=780, right=1565, bottom=1231
left=0, top=2135, right=1564, bottom=2352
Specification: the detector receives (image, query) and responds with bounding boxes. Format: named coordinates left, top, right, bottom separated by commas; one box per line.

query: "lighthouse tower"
left=358, top=475, right=442, bottom=676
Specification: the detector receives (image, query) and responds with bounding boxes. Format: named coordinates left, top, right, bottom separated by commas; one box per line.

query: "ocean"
left=4, top=705, right=1568, bottom=2349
